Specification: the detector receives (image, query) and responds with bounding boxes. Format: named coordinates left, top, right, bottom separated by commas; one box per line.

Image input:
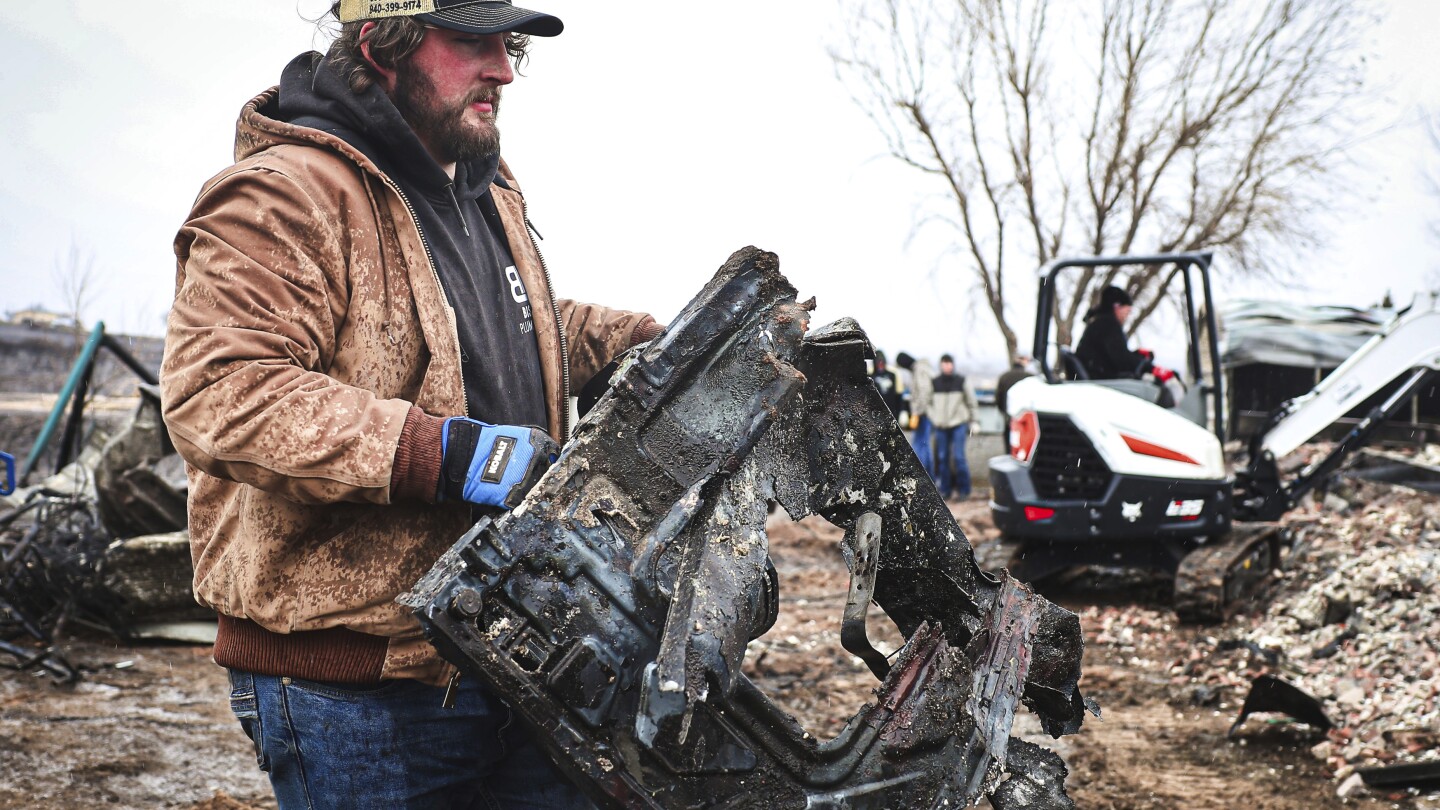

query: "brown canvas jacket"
left=161, top=87, right=654, bottom=685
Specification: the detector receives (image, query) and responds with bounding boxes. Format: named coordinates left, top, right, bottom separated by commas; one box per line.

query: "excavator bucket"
left=406, top=247, right=1096, bottom=809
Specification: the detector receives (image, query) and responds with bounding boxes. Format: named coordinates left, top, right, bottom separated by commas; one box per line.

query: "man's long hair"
left=326, top=3, right=531, bottom=94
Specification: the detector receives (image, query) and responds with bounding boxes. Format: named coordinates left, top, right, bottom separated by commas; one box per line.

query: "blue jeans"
left=228, top=669, right=596, bottom=810
left=935, top=423, right=971, bottom=498
left=910, top=415, right=936, bottom=480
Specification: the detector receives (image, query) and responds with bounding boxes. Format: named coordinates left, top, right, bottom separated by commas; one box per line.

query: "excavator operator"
left=1074, top=286, right=1177, bottom=404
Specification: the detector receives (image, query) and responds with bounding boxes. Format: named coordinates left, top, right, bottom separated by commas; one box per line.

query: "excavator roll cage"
left=1032, top=252, right=1440, bottom=521
left=1034, top=252, right=1227, bottom=440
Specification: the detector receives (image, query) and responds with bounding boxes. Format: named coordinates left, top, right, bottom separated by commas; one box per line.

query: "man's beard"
left=393, top=63, right=501, bottom=164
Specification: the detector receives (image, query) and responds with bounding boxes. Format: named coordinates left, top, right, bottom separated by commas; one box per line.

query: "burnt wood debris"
left=406, top=246, right=1098, bottom=809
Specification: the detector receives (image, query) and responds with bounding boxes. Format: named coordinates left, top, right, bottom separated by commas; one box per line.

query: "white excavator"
left=987, top=252, right=1440, bottom=620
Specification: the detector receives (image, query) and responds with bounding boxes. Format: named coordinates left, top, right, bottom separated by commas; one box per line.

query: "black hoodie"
left=274, top=52, right=547, bottom=429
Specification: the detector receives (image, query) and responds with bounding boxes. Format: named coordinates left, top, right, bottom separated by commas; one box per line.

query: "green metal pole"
left=21, top=321, right=106, bottom=484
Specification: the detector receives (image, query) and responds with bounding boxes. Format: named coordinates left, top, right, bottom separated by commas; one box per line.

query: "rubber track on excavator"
left=1173, top=523, right=1282, bottom=622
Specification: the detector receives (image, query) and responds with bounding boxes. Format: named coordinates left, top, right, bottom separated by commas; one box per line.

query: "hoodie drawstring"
left=445, top=183, right=470, bottom=237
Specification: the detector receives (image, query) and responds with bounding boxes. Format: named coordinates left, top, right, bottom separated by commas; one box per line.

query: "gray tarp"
left=1220, top=300, right=1393, bottom=368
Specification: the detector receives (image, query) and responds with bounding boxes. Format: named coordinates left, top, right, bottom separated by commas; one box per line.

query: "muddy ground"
left=1, top=495, right=1434, bottom=809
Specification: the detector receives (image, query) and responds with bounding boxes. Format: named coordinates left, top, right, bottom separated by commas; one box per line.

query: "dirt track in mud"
left=1, top=496, right=1432, bottom=809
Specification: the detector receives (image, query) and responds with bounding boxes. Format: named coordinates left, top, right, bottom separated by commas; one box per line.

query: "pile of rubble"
left=1228, top=477, right=1439, bottom=776
left=1081, top=455, right=1440, bottom=797
left=0, top=390, right=201, bottom=681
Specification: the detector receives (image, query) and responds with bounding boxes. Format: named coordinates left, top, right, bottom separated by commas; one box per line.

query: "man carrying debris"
left=160, top=2, right=658, bottom=806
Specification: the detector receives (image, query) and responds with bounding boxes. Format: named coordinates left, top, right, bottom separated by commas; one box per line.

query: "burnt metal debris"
left=0, top=391, right=193, bottom=681
left=407, top=247, right=1097, bottom=809
left=1358, top=760, right=1440, bottom=793
left=1227, top=674, right=1333, bottom=736
left=0, top=490, right=112, bottom=682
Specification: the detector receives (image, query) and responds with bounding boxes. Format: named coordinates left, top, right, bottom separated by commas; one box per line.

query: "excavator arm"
left=1235, top=299, right=1440, bottom=520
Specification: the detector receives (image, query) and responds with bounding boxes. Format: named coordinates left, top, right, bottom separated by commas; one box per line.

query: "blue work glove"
left=438, top=417, right=560, bottom=509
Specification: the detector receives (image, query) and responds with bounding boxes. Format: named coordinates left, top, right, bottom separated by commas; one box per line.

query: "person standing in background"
left=894, top=356, right=914, bottom=427
left=995, top=354, right=1034, bottom=423
left=929, top=354, right=979, bottom=501
left=895, top=352, right=936, bottom=481
left=870, top=350, right=904, bottom=418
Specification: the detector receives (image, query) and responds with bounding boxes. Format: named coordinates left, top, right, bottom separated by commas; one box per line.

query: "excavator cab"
left=989, top=254, right=1237, bottom=599
left=1037, top=253, right=1226, bottom=433
left=991, top=251, right=1440, bottom=621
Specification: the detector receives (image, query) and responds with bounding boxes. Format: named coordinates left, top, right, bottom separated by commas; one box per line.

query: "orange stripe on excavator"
left=1120, top=433, right=1200, bottom=465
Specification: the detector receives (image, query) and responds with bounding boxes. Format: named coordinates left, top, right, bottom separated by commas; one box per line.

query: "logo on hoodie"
left=505, top=266, right=534, bottom=334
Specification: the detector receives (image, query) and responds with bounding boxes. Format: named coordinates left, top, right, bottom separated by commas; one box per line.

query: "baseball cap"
left=337, top=0, right=564, bottom=37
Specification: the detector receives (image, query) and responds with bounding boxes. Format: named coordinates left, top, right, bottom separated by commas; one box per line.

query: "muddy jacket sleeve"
left=161, top=166, right=411, bottom=506
left=558, top=300, right=659, bottom=392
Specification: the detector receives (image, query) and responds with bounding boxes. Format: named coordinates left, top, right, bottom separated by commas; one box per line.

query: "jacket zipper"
left=519, top=195, right=571, bottom=441
left=383, top=177, right=471, bottom=419
left=380, top=175, right=566, bottom=437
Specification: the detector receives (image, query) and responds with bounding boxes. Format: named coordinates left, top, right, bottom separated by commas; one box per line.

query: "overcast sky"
left=2, top=1, right=1437, bottom=374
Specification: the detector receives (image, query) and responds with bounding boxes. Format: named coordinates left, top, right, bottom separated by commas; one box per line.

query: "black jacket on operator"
left=1074, top=310, right=1152, bottom=380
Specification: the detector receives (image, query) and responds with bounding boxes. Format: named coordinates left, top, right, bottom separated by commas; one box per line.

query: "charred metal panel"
left=407, top=247, right=1095, bottom=808
left=1228, top=674, right=1333, bottom=736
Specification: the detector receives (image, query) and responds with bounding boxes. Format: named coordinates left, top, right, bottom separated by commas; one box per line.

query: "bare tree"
left=833, top=0, right=1370, bottom=358
left=52, top=240, right=103, bottom=333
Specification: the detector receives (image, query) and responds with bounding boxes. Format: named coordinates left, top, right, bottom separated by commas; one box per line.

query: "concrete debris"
left=101, top=531, right=210, bottom=627
left=94, top=388, right=187, bottom=538
left=125, top=620, right=219, bottom=644
left=1336, top=771, right=1369, bottom=799
left=1083, top=445, right=1440, bottom=795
